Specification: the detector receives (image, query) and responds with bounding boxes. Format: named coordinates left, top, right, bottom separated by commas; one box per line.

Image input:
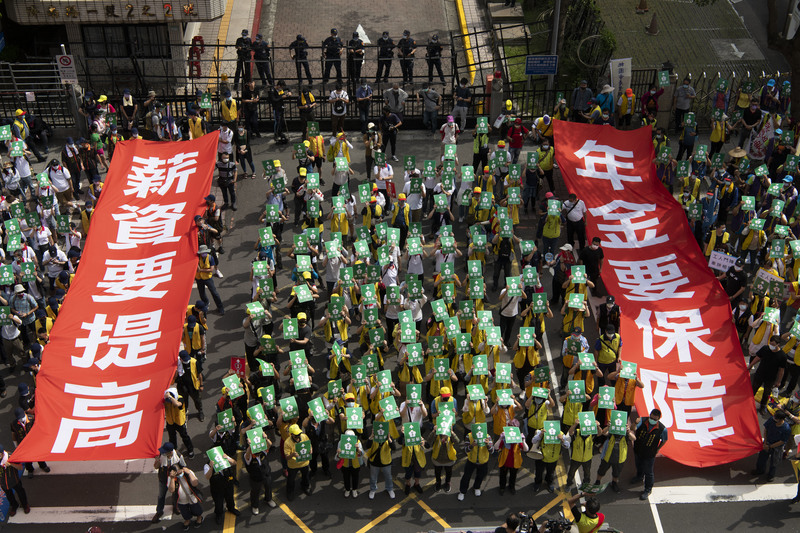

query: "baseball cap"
left=289, top=424, right=302, bottom=435
left=606, top=295, right=615, bottom=304
left=159, top=442, right=175, bottom=454
left=572, top=326, right=582, bottom=334
left=179, top=350, right=190, bottom=361
left=297, top=312, right=307, bottom=321
left=440, top=387, right=452, bottom=398
left=545, top=192, right=554, bottom=199
left=398, top=193, right=407, bottom=200
left=204, top=194, right=216, bottom=202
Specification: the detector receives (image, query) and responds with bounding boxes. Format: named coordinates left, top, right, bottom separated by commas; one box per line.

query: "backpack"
left=497, top=237, right=511, bottom=257
left=333, top=98, right=346, bottom=114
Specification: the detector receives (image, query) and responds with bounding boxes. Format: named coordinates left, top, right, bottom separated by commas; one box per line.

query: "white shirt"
left=563, top=199, right=587, bottom=222
left=217, top=128, right=234, bottom=154
left=400, top=401, right=426, bottom=424
left=373, top=164, right=394, bottom=190
left=329, top=90, right=349, bottom=116
left=48, top=167, right=71, bottom=193
left=402, top=181, right=424, bottom=211
left=440, top=123, right=459, bottom=144
left=499, top=289, right=522, bottom=317
left=35, top=226, right=52, bottom=246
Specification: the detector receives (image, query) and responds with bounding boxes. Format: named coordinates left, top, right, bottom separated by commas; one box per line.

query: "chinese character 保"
left=52, top=380, right=150, bottom=453
left=636, top=308, right=713, bottom=363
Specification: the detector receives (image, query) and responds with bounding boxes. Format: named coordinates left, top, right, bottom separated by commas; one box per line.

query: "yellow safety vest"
left=597, top=334, right=621, bottom=365
left=392, top=203, right=410, bottom=226
left=432, top=437, right=457, bottom=461
left=705, top=231, right=729, bottom=257
left=182, top=323, right=203, bottom=351
left=497, top=444, right=523, bottom=468
left=188, top=117, right=205, bottom=139
left=401, top=444, right=426, bottom=468
left=615, top=378, right=637, bottom=406
left=221, top=99, right=238, bottom=123
left=196, top=254, right=213, bottom=280
left=541, top=440, right=562, bottom=463
left=618, top=94, right=636, bottom=115
left=165, top=394, right=187, bottom=426
left=603, top=435, right=627, bottom=463
left=466, top=434, right=490, bottom=464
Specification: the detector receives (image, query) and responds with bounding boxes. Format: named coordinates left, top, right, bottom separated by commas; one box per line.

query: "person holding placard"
left=401, top=422, right=427, bottom=494
left=594, top=418, right=636, bottom=494
left=367, top=423, right=396, bottom=499
left=566, top=416, right=599, bottom=489
left=531, top=422, right=571, bottom=493
left=426, top=427, right=460, bottom=492
left=493, top=420, right=528, bottom=494
left=243, top=428, right=277, bottom=514
left=523, top=385, right=552, bottom=448
left=335, top=429, right=365, bottom=497
left=284, top=423, right=312, bottom=499
left=607, top=361, right=644, bottom=414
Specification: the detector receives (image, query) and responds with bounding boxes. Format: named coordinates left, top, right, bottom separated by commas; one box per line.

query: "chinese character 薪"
left=52, top=381, right=150, bottom=453
left=124, top=152, right=198, bottom=198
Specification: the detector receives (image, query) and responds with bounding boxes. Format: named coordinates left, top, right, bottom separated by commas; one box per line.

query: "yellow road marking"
left=454, top=0, right=477, bottom=86
left=353, top=497, right=411, bottom=533
left=223, top=449, right=244, bottom=533
left=278, top=501, right=314, bottom=533
left=207, top=0, right=236, bottom=89
left=531, top=494, right=566, bottom=520
left=413, top=497, right=451, bottom=530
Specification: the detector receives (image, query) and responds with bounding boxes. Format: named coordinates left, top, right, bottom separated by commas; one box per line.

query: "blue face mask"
left=648, top=417, right=658, bottom=425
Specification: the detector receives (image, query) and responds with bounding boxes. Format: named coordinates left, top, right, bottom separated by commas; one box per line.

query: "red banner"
left=11, top=133, right=218, bottom=462
left=553, top=122, right=761, bottom=467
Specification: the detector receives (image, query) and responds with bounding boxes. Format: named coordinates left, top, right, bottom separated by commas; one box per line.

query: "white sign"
left=707, top=251, right=736, bottom=272
left=608, top=58, right=632, bottom=98
left=56, top=54, right=78, bottom=85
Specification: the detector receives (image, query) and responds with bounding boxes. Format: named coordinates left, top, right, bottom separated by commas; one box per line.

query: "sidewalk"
left=195, top=0, right=260, bottom=89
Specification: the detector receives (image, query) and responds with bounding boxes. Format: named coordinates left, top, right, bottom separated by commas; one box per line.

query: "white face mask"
left=590, top=244, right=599, bottom=250
left=650, top=90, right=656, bottom=95
left=739, top=304, right=747, bottom=310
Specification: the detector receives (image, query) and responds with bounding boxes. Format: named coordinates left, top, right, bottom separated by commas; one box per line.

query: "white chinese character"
left=588, top=200, right=669, bottom=249
left=73, top=311, right=162, bottom=370
left=609, top=254, right=694, bottom=301
left=52, top=381, right=150, bottom=453
left=640, top=369, right=733, bottom=447
left=573, top=140, right=642, bottom=190
left=636, top=309, right=713, bottom=363
left=124, top=152, right=198, bottom=198
left=94, top=251, right=176, bottom=302
left=110, top=203, right=187, bottom=250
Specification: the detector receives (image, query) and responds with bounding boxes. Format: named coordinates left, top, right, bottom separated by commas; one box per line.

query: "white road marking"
left=648, top=482, right=797, bottom=504
left=650, top=501, right=665, bottom=533
left=356, top=24, right=371, bottom=45
left=8, top=505, right=165, bottom=523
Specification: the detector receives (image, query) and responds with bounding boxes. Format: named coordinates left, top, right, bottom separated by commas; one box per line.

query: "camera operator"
left=495, top=512, right=521, bottom=533
left=566, top=492, right=604, bottom=533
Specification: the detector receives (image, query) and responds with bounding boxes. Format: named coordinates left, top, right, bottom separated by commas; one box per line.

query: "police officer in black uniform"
left=290, top=34, right=313, bottom=86
left=234, top=29, right=252, bottom=89
left=347, top=31, right=365, bottom=88
left=322, top=28, right=344, bottom=85
left=397, top=29, right=417, bottom=84
left=375, top=31, right=395, bottom=83
left=426, top=34, right=446, bottom=84
left=252, top=33, right=273, bottom=87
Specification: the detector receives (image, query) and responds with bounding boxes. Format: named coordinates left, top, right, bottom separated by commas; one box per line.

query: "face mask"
left=648, top=418, right=658, bottom=425
left=750, top=105, right=757, bottom=111
left=770, top=344, right=779, bottom=351
left=346, top=401, right=354, bottom=407
left=650, top=90, right=656, bottom=95
left=591, top=244, right=599, bottom=250
left=739, top=304, right=747, bottom=310
left=226, top=97, right=232, bottom=102
left=602, top=114, right=609, bottom=120
left=734, top=266, right=743, bottom=272
left=542, top=145, right=549, bottom=151
left=683, top=84, right=689, bottom=88
left=238, top=128, right=244, bottom=134
left=362, top=83, right=367, bottom=89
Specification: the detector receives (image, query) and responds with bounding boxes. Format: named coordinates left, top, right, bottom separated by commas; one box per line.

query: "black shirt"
left=754, top=345, right=787, bottom=379
left=426, top=42, right=443, bottom=58
left=380, top=113, right=401, bottom=133
left=235, top=36, right=252, bottom=59
left=252, top=40, right=270, bottom=60
left=398, top=37, right=416, bottom=57
left=348, top=39, right=365, bottom=59
left=742, top=107, right=763, bottom=128
left=723, top=266, right=747, bottom=297
left=377, top=37, right=395, bottom=58
left=290, top=38, right=309, bottom=61
left=579, top=246, right=604, bottom=277
left=322, top=36, right=343, bottom=58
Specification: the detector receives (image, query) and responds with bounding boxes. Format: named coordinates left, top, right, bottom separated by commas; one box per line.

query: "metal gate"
left=0, top=62, right=74, bottom=128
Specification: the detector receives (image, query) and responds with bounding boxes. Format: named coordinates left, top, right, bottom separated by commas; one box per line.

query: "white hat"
left=560, top=244, right=573, bottom=252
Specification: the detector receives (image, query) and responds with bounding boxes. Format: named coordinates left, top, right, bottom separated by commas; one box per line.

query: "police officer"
left=234, top=29, right=252, bottom=89
left=397, top=30, right=417, bottom=84
left=322, top=28, right=344, bottom=86
left=426, top=34, right=446, bottom=84
left=289, top=34, right=313, bottom=86
left=347, top=31, right=366, bottom=87
left=252, top=34, right=273, bottom=87
left=375, top=31, right=395, bottom=83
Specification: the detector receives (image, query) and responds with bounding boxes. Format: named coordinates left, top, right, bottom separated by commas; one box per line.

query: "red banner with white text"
left=554, top=122, right=761, bottom=467
left=11, top=133, right=218, bottom=461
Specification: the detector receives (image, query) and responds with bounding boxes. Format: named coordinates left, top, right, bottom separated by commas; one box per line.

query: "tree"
left=696, top=0, right=798, bottom=123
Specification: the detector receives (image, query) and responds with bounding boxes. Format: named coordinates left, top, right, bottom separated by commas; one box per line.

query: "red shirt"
left=507, top=125, right=529, bottom=149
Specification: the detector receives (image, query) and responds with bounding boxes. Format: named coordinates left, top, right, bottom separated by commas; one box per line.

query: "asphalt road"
left=3, top=126, right=800, bottom=533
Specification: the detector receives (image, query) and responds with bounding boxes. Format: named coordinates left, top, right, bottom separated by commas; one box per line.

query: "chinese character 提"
left=73, top=311, right=162, bottom=369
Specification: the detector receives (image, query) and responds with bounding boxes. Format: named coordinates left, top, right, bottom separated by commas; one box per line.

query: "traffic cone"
left=636, top=0, right=648, bottom=13
left=645, top=13, right=659, bottom=35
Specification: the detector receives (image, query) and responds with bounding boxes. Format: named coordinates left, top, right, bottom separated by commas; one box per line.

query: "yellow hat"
left=299, top=167, right=307, bottom=176
left=440, top=387, right=452, bottom=397
left=297, top=312, right=307, bottom=321
left=303, top=140, right=310, bottom=147
left=221, top=386, right=229, bottom=395
left=370, top=195, right=377, bottom=203
left=261, top=334, right=272, bottom=340
left=473, top=187, right=482, bottom=194
left=483, top=166, right=490, bottom=173
left=372, top=183, right=378, bottom=191
left=289, top=424, right=302, bottom=435
left=98, top=95, right=108, bottom=103
left=14, top=109, right=25, bottom=116
left=497, top=140, right=506, bottom=147
left=505, top=99, right=512, bottom=110
left=274, top=159, right=281, bottom=167
left=398, top=193, right=407, bottom=200
left=302, top=271, right=312, bottom=279
left=344, top=392, right=355, bottom=400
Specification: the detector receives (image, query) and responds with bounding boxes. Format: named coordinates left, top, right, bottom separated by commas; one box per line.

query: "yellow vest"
left=709, top=119, right=726, bottom=143
left=541, top=440, right=562, bottom=463
left=13, top=117, right=28, bottom=139
left=284, top=434, right=311, bottom=469
left=705, top=231, right=729, bottom=257
left=401, top=444, right=426, bottom=468
left=615, top=377, right=637, bottom=406
left=498, top=443, right=523, bottom=468
left=362, top=205, right=382, bottom=227
left=182, top=323, right=203, bottom=351
left=462, top=400, right=486, bottom=426
left=432, top=437, right=457, bottom=461
left=221, top=99, right=238, bottom=123
left=188, top=116, right=205, bottom=139
left=196, top=255, right=213, bottom=280
left=165, top=394, right=187, bottom=426
left=392, top=203, right=410, bottom=226
left=577, top=513, right=601, bottom=533
left=513, top=346, right=539, bottom=368
left=618, top=94, right=636, bottom=115
left=537, top=147, right=554, bottom=170
left=603, top=435, right=627, bottom=463
left=466, top=434, right=490, bottom=464
left=783, top=336, right=800, bottom=365
left=597, top=334, right=621, bottom=365
left=741, top=229, right=765, bottom=251
left=571, top=431, right=594, bottom=462
left=526, top=400, right=548, bottom=430
left=367, top=440, right=393, bottom=465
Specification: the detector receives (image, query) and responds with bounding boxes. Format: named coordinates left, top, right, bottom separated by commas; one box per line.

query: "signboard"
left=56, top=54, right=78, bottom=84
left=524, top=55, right=558, bottom=76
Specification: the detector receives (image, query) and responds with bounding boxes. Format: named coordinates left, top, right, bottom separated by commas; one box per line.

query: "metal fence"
left=0, top=62, right=73, bottom=127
